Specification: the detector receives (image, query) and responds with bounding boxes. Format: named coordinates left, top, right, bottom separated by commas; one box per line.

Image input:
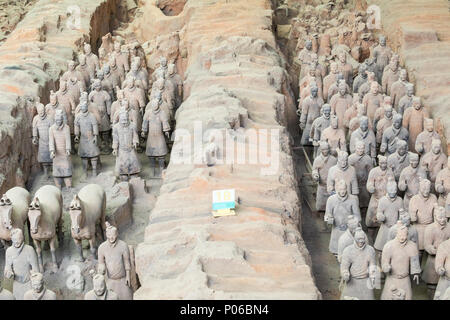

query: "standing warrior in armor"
left=415, top=118, right=440, bottom=156
left=299, top=86, right=323, bottom=145
left=4, top=228, right=39, bottom=300
left=390, top=69, right=409, bottom=109
left=74, top=101, right=100, bottom=180
left=167, top=63, right=183, bottom=108
left=372, top=35, right=393, bottom=83
left=98, top=223, right=133, bottom=300
left=142, top=100, right=171, bottom=177
left=32, top=103, right=53, bottom=178
left=310, top=104, right=331, bottom=157
left=112, top=111, right=141, bottom=181
left=327, top=149, right=359, bottom=197
left=362, top=81, right=384, bottom=125
left=420, top=138, right=446, bottom=191
left=403, top=97, right=429, bottom=153
left=349, top=116, right=377, bottom=165
left=321, top=115, right=346, bottom=157
left=89, top=79, right=112, bottom=153
left=348, top=140, right=373, bottom=208
left=312, top=141, right=337, bottom=213
left=83, top=43, right=100, bottom=77
left=381, top=55, right=400, bottom=96
left=112, top=42, right=130, bottom=79
left=375, top=105, right=394, bottom=148
left=399, top=153, right=427, bottom=209
left=381, top=225, right=421, bottom=300
left=340, top=228, right=377, bottom=300
left=380, top=113, right=409, bottom=156
left=387, top=140, right=410, bottom=181
left=398, top=83, right=414, bottom=115
left=297, top=39, right=314, bottom=81
left=49, top=110, right=72, bottom=189
left=435, top=237, right=450, bottom=300
left=330, top=82, right=352, bottom=130
left=24, top=272, right=56, bottom=300
left=435, top=157, right=450, bottom=207
left=76, top=54, right=94, bottom=88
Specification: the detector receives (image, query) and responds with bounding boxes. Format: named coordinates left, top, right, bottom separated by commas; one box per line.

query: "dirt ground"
left=0, top=150, right=163, bottom=299
left=0, top=0, right=38, bottom=45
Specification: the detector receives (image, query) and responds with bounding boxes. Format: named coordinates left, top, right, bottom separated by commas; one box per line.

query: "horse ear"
left=34, top=197, right=40, bottom=208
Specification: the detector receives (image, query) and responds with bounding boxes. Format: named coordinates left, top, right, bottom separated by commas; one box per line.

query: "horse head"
left=28, top=197, right=42, bottom=234
left=69, top=195, right=83, bottom=234
left=0, top=194, right=13, bottom=230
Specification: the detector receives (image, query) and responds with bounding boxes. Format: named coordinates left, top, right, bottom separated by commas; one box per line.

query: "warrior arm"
left=352, top=197, right=362, bottom=221
left=32, top=117, right=39, bottom=138
left=366, top=170, right=375, bottom=194
left=380, top=131, right=388, bottom=153
left=324, top=197, right=334, bottom=224
left=48, top=127, right=55, bottom=152
left=326, top=169, right=335, bottom=194
left=410, top=254, right=421, bottom=276
left=92, top=117, right=99, bottom=136
left=351, top=172, right=359, bottom=196
left=409, top=199, right=418, bottom=222
left=74, top=117, right=80, bottom=136
left=381, top=244, right=392, bottom=273
left=435, top=245, right=447, bottom=274
left=65, top=125, right=71, bottom=151
left=123, top=244, right=131, bottom=271
left=398, top=170, right=407, bottom=191
left=112, top=126, right=119, bottom=150
left=299, top=100, right=308, bottom=126
left=423, top=226, right=437, bottom=255
left=340, top=251, right=351, bottom=281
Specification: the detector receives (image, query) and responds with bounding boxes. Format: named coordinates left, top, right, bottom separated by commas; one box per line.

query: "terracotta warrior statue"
left=142, top=100, right=171, bottom=177
left=32, top=103, right=53, bottom=178
left=373, top=95, right=393, bottom=131
left=380, top=113, right=409, bottom=156
left=387, top=140, right=410, bottom=181
left=366, top=155, right=395, bottom=242
left=435, top=237, right=450, bottom=300
left=312, top=141, right=337, bottom=213
left=74, top=101, right=100, bottom=180
left=340, top=228, right=376, bottom=300
left=112, top=110, right=141, bottom=181
left=327, top=149, right=359, bottom=197
left=84, top=272, right=118, bottom=300
left=56, top=80, right=76, bottom=137
left=323, top=62, right=338, bottom=103
left=4, top=228, right=39, bottom=300
left=89, top=79, right=112, bottom=153
left=298, top=39, right=314, bottom=81
left=151, top=56, right=169, bottom=86
left=299, top=85, right=323, bottom=145
left=123, top=76, right=146, bottom=115
left=363, top=56, right=377, bottom=76
left=102, top=64, right=119, bottom=100
left=398, top=152, right=427, bottom=209
left=49, top=110, right=72, bottom=189
left=321, top=115, right=346, bottom=157
left=372, top=35, right=393, bottom=83
left=343, top=97, right=360, bottom=134
left=98, top=223, right=133, bottom=300
left=83, top=43, right=100, bottom=77
left=330, top=82, right=352, bottom=130
left=337, top=216, right=361, bottom=263
left=327, top=75, right=350, bottom=103
left=348, top=140, right=373, bottom=208
left=310, top=104, right=331, bottom=157
left=381, top=225, right=421, bottom=300
left=375, top=105, right=393, bottom=147
left=362, top=81, right=384, bottom=125
left=358, top=71, right=379, bottom=98
left=409, top=178, right=438, bottom=256
left=61, top=60, right=84, bottom=85
left=109, top=56, right=125, bottom=87
left=76, top=54, right=93, bottom=88
left=325, top=179, right=361, bottom=255
left=435, top=157, right=450, bottom=207
left=336, top=50, right=353, bottom=89
left=422, top=206, right=450, bottom=289
left=349, top=116, right=377, bottom=165
left=388, top=209, right=419, bottom=246
left=23, top=272, right=56, bottom=300
left=112, top=99, right=142, bottom=135
left=374, top=177, right=403, bottom=252
left=299, top=65, right=321, bottom=101
left=398, top=83, right=414, bottom=115
left=352, top=63, right=367, bottom=94
left=403, top=97, right=429, bottom=153
left=126, top=60, right=149, bottom=92
left=149, top=77, right=175, bottom=120
left=381, top=55, right=400, bottom=96
left=111, top=41, right=129, bottom=79
left=415, top=118, right=440, bottom=156
left=110, top=89, right=125, bottom=122
left=391, top=69, right=409, bottom=108
left=420, top=138, right=446, bottom=190
left=167, top=63, right=183, bottom=108
left=66, top=75, right=85, bottom=107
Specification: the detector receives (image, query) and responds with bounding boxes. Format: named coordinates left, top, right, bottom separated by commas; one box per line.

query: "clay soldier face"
left=308, top=65, right=316, bottom=77
left=338, top=151, right=348, bottom=169
left=114, top=42, right=121, bottom=53
left=320, top=142, right=330, bottom=157
left=311, top=86, right=318, bottom=98
left=435, top=207, right=447, bottom=226
left=432, top=139, right=441, bottom=155
left=355, top=230, right=366, bottom=248
left=359, top=116, right=369, bottom=132
left=84, top=43, right=92, bottom=55
left=168, top=63, right=175, bottom=75
left=331, top=116, right=338, bottom=129
left=160, top=56, right=167, bottom=68
left=330, top=62, right=337, bottom=74
left=151, top=100, right=159, bottom=112
left=424, top=119, right=434, bottom=132
left=393, top=115, right=402, bottom=129
left=367, top=72, right=376, bottom=82
left=410, top=153, right=419, bottom=168
left=385, top=106, right=393, bottom=119
left=106, top=227, right=118, bottom=244
left=397, top=141, right=407, bottom=156
left=80, top=102, right=88, bottom=114
left=323, top=105, right=331, bottom=119
left=399, top=209, right=411, bottom=226
left=406, top=84, right=414, bottom=96
left=356, top=141, right=365, bottom=156
left=337, top=180, right=348, bottom=197
left=370, top=82, right=378, bottom=94
left=133, top=56, right=141, bottom=66
left=348, top=216, right=359, bottom=233
left=131, top=61, right=139, bottom=73
left=103, top=64, right=110, bottom=75
left=305, top=40, right=312, bottom=51
left=338, top=52, right=346, bottom=63
left=60, top=80, right=67, bottom=92
left=128, top=77, right=135, bottom=89
left=55, top=111, right=64, bottom=126
left=380, top=36, right=386, bottom=47
left=117, top=89, right=124, bottom=100
left=389, top=58, right=398, bottom=70
left=413, top=98, right=421, bottom=110
left=79, top=55, right=86, bottom=65
left=396, top=225, right=408, bottom=244
left=68, top=60, right=76, bottom=71
left=419, top=179, right=431, bottom=197
left=96, top=70, right=104, bottom=81
left=110, top=56, right=117, bottom=67
left=379, top=156, right=388, bottom=170
left=387, top=178, right=397, bottom=198
left=400, top=69, right=407, bottom=81
left=338, top=83, right=346, bottom=96
left=359, top=64, right=367, bottom=76
left=11, top=228, right=24, bottom=248
left=37, top=104, right=46, bottom=118
left=31, top=273, right=44, bottom=293
left=93, top=275, right=106, bottom=296
left=384, top=96, right=392, bottom=106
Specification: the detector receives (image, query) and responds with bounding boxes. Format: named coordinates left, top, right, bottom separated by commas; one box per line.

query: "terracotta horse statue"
left=0, top=187, right=31, bottom=246
left=28, top=185, right=63, bottom=273
left=69, top=184, right=106, bottom=261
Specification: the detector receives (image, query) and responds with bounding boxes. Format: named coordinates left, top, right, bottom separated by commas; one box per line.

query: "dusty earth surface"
left=0, top=0, right=38, bottom=45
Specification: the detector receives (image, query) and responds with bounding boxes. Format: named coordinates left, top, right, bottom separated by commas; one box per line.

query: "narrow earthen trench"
left=0, top=0, right=447, bottom=300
